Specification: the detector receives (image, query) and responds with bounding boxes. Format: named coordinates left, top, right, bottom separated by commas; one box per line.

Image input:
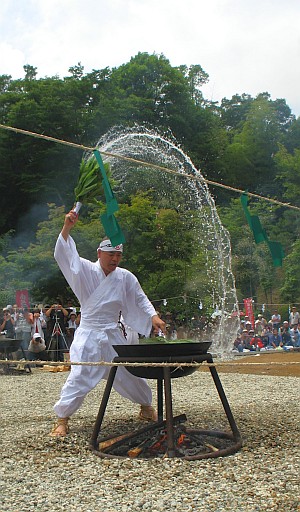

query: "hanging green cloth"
left=267, top=240, right=285, bottom=267
left=240, top=193, right=284, bottom=267
left=93, top=149, right=126, bottom=246
left=93, top=150, right=119, bottom=215
left=240, top=193, right=267, bottom=244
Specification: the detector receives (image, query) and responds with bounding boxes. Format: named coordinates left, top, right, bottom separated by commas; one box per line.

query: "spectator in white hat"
left=28, top=333, right=48, bottom=361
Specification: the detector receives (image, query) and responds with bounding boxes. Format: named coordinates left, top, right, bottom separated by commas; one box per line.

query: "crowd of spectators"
left=233, top=306, right=300, bottom=353
left=2, top=300, right=299, bottom=361
left=0, top=304, right=205, bottom=360
left=0, top=301, right=80, bottom=362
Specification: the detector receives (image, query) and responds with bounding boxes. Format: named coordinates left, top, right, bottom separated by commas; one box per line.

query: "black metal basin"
left=0, top=338, right=23, bottom=353
left=113, top=341, right=212, bottom=379
left=114, top=340, right=212, bottom=358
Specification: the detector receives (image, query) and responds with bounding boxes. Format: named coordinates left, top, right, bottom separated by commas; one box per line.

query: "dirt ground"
left=199, top=350, right=300, bottom=377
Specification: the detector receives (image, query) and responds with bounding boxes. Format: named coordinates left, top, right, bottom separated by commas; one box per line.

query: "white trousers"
left=53, top=327, right=152, bottom=418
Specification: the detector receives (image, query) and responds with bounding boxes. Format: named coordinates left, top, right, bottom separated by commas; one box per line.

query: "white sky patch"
left=0, top=0, right=299, bottom=116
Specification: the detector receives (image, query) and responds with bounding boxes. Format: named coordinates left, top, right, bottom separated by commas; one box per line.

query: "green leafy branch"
left=74, top=156, right=111, bottom=207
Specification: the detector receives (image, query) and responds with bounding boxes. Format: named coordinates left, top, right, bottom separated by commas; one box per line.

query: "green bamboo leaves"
left=74, top=156, right=105, bottom=204
left=73, top=152, right=125, bottom=245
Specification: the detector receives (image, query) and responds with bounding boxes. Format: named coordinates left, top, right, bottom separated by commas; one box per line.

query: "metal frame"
left=90, top=353, right=242, bottom=459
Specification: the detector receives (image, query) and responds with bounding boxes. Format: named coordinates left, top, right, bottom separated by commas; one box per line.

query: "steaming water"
left=95, top=126, right=239, bottom=356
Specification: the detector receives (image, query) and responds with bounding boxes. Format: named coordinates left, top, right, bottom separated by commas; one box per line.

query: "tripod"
left=47, top=313, right=69, bottom=362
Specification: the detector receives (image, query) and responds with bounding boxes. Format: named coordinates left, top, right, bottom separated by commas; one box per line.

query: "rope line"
left=0, top=122, right=299, bottom=212
left=0, top=359, right=299, bottom=368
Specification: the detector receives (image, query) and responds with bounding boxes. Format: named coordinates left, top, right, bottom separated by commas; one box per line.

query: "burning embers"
left=97, top=415, right=235, bottom=459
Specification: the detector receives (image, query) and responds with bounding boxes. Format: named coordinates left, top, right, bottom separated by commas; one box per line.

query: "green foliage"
left=0, top=193, right=211, bottom=319
left=275, top=144, right=300, bottom=205
left=280, top=239, right=300, bottom=302
left=74, top=156, right=104, bottom=204
left=1, top=51, right=300, bottom=309
left=110, top=52, right=190, bottom=124
left=218, top=198, right=286, bottom=303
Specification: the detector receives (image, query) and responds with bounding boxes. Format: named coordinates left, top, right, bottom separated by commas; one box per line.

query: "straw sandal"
left=139, top=405, right=158, bottom=422
left=50, top=417, right=69, bottom=437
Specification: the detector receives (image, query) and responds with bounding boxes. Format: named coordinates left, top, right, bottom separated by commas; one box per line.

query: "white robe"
left=53, top=234, right=156, bottom=418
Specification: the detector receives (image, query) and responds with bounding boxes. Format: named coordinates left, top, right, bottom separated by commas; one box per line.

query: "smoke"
left=2, top=202, right=64, bottom=305
left=12, top=203, right=50, bottom=250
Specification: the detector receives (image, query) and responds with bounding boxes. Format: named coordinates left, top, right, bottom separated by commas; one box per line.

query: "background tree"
left=1, top=52, right=300, bottom=312
left=280, top=238, right=300, bottom=302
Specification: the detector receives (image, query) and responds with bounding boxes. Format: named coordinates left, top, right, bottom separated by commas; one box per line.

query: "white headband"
left=98, top=240, right=123, bottom=252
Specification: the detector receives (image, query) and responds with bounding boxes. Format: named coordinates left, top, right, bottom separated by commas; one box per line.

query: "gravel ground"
left=1, top=367, right=299, bottom=512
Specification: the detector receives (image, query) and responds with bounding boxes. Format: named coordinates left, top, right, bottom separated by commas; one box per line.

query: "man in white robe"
left=50, top=209, right=165, bottom=436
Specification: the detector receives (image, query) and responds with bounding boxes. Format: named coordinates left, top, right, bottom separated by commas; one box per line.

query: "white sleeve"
left=54, top=234, right=96, bottom=304
left=121, top=271, right=156, bottom=337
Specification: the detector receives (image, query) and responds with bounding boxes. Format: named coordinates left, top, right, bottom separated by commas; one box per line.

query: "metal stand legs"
left=90, top=354, right=242, bottom=459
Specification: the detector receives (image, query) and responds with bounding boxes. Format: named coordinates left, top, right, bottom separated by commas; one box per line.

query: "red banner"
left=243, top=298, right=255, bottom=328
left=16, top=290, right=30, bottom=309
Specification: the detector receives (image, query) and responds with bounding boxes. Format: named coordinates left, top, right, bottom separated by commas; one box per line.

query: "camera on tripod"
left=47, top=306, right=68, bottom=361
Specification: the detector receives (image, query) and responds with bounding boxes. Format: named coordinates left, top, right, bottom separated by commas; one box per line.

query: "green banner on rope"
left=241, top=193, right=267, bottom=244
left=93, top=150, right=119, bottom=215
left=241, top=193, right=284, bottom=267
left=93, top=150, right=126, bottom=246
left=267, top=240, right=285, bottom=268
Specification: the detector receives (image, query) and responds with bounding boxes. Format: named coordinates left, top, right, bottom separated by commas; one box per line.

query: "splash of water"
left=95, top=126, right=239, bottom=356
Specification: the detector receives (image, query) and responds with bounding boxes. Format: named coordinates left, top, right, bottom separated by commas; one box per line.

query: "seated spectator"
left=28, top=333, right=48, bottom=361
left=268, top=328, right=283, bottom=348
left=238, top=329, right=251, bottom=351
left=257, top=314, right=267, bottom=329
left=233, top=334, right=243, bottom=352
left=236, top=320, right=244, bottom=335
left=261, top=324, right=272, bottom=347
left=254, top=318, right=263, bottom=336
left=246, top=330, right=256, bottom=351
left=237, top=320, right=246, bottom=335
left=249, top=333, right=264, bottom=351
left=290, top=324, right=300, bottom=347
left=281, top=321, right=293, bottom=346
left=245, top=321, right=252, bottom=333
left=233, top=332, right=248, bottom=352
left=295, top=330, right=300, bottom=348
